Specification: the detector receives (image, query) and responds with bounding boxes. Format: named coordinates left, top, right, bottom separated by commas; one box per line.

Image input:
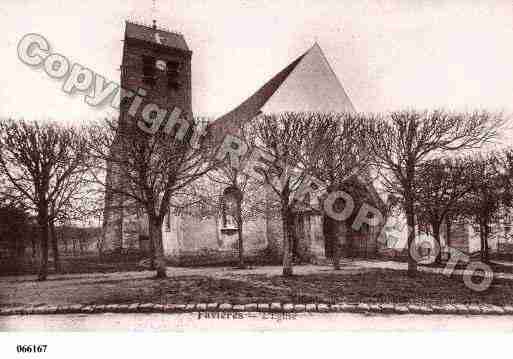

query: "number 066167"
left=16, top=345, right=47, bottom=353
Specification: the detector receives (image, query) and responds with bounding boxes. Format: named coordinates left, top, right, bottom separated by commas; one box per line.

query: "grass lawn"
left=0, top=254, right=146, bottom=276
left=1, top=267, right=513, bottom=308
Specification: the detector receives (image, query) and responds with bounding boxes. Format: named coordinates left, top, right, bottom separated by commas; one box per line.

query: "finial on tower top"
left=151, top=0, right=157, bottom=29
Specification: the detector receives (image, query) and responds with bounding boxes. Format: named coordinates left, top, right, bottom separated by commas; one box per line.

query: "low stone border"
left=2, top=303, right=513, bottom=316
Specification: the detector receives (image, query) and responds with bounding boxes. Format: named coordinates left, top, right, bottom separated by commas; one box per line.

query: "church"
left=102, top=20, right=386, bottom=265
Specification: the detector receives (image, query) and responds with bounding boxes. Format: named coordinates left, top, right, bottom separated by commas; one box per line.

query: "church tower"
left=120, top=20, right=192, bottom=116
left=102, top=20, right=192, bottom=252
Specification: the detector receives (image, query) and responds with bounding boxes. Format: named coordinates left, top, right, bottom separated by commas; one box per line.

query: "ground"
left=0, top=252, right=148, bottom=276
left=2, top=260, right=513, bottom=308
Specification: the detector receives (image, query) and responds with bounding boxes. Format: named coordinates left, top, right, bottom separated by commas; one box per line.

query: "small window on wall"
left=142, top=56, right=156, bottom=86
left=120, top=96, right=131, bottom=110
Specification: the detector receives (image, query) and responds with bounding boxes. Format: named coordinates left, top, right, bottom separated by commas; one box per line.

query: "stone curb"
left=1, top=303, right=513, bottom=316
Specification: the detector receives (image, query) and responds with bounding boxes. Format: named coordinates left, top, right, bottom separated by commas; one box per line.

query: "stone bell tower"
left=102, top=20, right=192, bottom=252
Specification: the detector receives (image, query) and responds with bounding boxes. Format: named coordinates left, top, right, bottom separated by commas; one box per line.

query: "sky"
left=1, top=0, right=513, bottom=123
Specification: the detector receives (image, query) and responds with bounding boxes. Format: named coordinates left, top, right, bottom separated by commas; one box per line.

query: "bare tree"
left=204, top=174, right=254, bottom=267
left=414, top=157, right=476, bottom=263
left=462, top=153, right=509, bottom=263
left=365, top=110, right=502, bottom=275
left=180, top=166, right=265, bottom=269
left=305, top=113, right=373, bottom=270
left=88, top=117, right=214, bottom=278
left=47, top=179, right=100, bottom=271
left=498, top=148, right=513, bottom=210
left=0, top=119, right=89, bottom=280
left=251, top=112, right=325, bottom=276
left=203, top=122, right=266, bottom=268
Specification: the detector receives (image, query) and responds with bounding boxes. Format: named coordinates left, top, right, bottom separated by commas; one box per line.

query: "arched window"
left=220, top=186, right=242, bottom=235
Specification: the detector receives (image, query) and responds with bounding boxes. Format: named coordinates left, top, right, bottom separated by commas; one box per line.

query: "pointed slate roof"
left=125, top=21, right=190, bottom=52
left=208, top=43, right=355, bottom=140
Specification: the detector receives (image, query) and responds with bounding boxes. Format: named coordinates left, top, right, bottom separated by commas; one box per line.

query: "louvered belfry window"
left=142, top=56, right=155, bottom=86
left=167, top=60, right=181, bottom=90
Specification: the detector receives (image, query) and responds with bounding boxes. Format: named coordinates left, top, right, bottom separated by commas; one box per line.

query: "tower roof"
left=208, top=43, right=355, bottom=140
left=125, top=21, right=190, bottom=52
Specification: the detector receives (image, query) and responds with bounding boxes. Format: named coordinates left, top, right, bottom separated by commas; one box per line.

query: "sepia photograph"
left=1, top=0, right=513, bottom=357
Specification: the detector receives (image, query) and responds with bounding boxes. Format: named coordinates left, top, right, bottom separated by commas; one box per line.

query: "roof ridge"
left=125, top=19, right=184, bottom=37
left=207, top=43, right=356, bottom=142
left=208, top=51, right=307, bottom=137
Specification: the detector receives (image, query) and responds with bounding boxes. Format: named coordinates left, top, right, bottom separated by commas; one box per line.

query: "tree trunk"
left=97, top=236, right=102, bottom=259
left=330, top=218, right=342, bottom=270
left=237, top=214, right=244, bottom=269
left=215, top=212, right=222, bottom=247
left=445, top=218, right=452, bottom=249
left=149, top=218, right=166, bottom=279
left=332, top=235, right=342, bottom=270
left=482, top=221, right=490, bottom=263
left=149, top=234, right=156, bottom=270
left=236, top=197, right=244, bottom=269
left=37, top=207, right=49, bottom=281
left=31, top=236, right=37, bottom=259
left=237, top=225, right=244, bottom=269
left=50, top=221, right=61, bottom=273
left=432, top=222, right=442, bottom=264
left=281, top=206, right=293, bottom=277
left=479, top=222, right=486, bottom=262
left=405, top=199, right=417, bottom=276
